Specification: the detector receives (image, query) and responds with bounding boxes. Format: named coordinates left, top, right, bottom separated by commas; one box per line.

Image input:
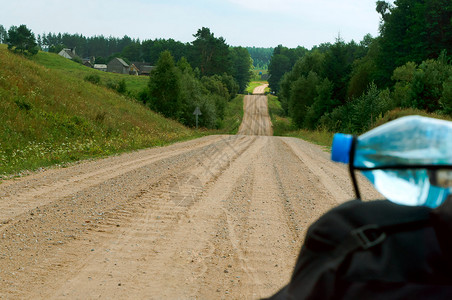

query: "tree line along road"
left=0, top=84, right=381, bottom=299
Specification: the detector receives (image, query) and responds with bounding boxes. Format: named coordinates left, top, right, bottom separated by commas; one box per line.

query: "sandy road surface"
left=0, top=84, right=380, bottom=299
left=238, top=93, right=273, bottom=136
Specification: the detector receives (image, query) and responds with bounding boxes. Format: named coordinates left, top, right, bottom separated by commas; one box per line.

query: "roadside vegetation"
left=267, top=0, right=452, bottom=138
left=246, top=47, right=273, bottom=70
left=250, top=69, right=269, bottom=81
left=0, top=45, right=202, bottom=178
left=221, top=95, right=245, bottom=134
left=141, top=50, right=242, bottom=129
left=266, top=93, right=333, bottom=147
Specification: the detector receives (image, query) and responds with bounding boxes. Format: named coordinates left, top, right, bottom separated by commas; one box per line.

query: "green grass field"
left=0, top=46, right=202, bottom=178
left=30, top=50, right=149, bottom=95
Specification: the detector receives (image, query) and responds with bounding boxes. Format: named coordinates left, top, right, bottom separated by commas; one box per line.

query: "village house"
left=132, top=62, right=154, bottom=75
left=94, top=64, right=107, bottom=72
left=82, top=56, right=96, bottom=67
left=58, top=48, right=78, bottom=60
left=57, top=49, right=153, bottom=75
left=107, top=58, right=129, bottom=74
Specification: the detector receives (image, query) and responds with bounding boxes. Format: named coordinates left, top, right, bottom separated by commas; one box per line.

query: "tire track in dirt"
left=210, top=137, right=300, bottom=298
left=42, top=136, right=263, bottom=299
left=0, top=136, right=226, bottom=224
left=0, top=135, right=254, bottom=298
left=237, top=95, right=273, bottom=136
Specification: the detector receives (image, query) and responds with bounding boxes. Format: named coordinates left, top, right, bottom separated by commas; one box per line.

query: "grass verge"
left=220, top=95, right=245, bottom=134
left=286, top=129, right=334, bottom=149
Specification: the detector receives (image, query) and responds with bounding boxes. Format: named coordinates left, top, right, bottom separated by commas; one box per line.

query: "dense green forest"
left=268, top=0, right=452, bottom=133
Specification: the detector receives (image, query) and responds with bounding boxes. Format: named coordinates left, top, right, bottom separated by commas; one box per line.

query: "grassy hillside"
left=0, top=46, right=200, bottom=178
left=30, top=50, right=149, bottom=95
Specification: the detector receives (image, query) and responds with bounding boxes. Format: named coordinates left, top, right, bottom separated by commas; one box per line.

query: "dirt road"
left=251, top=84, right=268, bottom=95
left=238, top=91, right=272, bottom=136
left=0, top=85, right=380, bottom=299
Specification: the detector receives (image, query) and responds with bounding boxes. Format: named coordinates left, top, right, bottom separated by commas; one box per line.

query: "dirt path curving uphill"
left=0, top=85, right=381, bottom=299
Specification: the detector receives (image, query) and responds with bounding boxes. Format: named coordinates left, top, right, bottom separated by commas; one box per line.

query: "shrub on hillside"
left=84, top=74, right=101, bottom=85
left=106, top=79, right=127, bottom=94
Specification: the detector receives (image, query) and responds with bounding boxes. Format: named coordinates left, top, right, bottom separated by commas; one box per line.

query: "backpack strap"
left=341, top=209, right=431, bottom=254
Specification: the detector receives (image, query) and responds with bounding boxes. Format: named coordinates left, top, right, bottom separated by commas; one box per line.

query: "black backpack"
left=267, top=198, right=452, bottom=300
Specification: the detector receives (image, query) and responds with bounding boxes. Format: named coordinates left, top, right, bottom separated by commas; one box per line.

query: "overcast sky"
left=1, top=0, right=386, bottom=49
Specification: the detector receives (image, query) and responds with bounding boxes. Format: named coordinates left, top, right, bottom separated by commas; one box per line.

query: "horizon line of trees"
left=268, top=0, right=452, bottom=134
left=0, top=25, right=274, bottom=70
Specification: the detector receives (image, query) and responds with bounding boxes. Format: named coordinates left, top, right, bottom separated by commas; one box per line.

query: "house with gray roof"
left=107, top=58, right=129, bottom=74
left=58, top=48, right=78, bottom=60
